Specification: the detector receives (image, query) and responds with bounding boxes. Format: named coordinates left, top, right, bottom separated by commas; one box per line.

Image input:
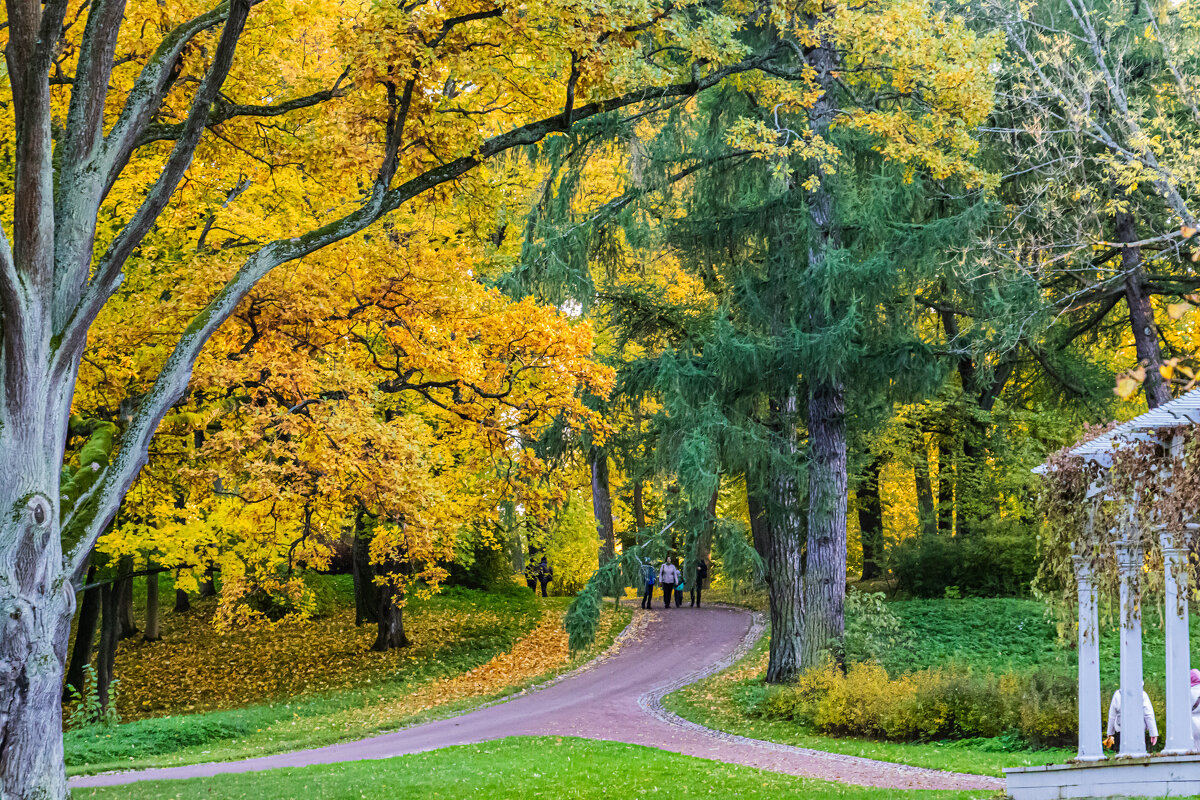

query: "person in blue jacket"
left=639, top=560, right=656, bottom=609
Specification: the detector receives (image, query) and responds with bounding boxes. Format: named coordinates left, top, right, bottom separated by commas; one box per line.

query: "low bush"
left=889, top=521, right=1038, bottom=598
left=758, top=661, right=1074, bottom=748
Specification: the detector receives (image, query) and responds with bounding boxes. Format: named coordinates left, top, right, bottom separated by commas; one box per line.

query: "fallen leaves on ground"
left=106, top=600, right=525, bottom=719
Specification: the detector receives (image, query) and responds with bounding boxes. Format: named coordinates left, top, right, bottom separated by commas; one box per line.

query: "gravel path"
left=71, top=604, right=1003, bottom=793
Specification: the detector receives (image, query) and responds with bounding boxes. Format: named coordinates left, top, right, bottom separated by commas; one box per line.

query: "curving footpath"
left=71, top=604, right=1003, bottom=793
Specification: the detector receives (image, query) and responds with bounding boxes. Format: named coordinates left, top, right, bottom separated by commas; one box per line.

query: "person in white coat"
left=657, top=559, right=681, bottom=609
left=1105, top=686, right=1158, bottom=752
left=1190, top=669, right=1200, bottom=751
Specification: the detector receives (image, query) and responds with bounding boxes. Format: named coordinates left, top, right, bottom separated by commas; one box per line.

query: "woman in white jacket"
left=657, top=560, right=681, bottom=609
left=1105, top=686, right=1158, bottom=752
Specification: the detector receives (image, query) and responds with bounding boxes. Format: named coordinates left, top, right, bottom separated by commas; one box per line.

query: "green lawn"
left=71, top=737, right=991, bottom=800
left=66, top=587, right=630, bottom=776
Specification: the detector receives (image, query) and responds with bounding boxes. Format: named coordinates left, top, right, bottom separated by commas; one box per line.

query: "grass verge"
left=67, top=589, right=629, bottom=776
left=72, top=736, right=992, bottom=800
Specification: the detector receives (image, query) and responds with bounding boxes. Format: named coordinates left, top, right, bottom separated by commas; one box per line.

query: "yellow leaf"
left=1115, top=376, right=1139, bottom=399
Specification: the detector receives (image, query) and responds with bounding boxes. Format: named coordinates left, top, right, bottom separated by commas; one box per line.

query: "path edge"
left=637, top=607, right=1005, bottom=791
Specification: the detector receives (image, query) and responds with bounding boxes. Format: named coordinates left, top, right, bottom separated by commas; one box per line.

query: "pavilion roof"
left=1034, top=386, right=1200, bottom=473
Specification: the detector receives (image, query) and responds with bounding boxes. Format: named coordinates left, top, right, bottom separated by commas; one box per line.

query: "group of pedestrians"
left=1102, top=669, right=1200, bottom=752
left=640, top=557, right=709, bottom=609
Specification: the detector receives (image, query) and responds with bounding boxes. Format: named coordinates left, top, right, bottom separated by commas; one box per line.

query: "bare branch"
left=134, top=69, right=351, bottom=147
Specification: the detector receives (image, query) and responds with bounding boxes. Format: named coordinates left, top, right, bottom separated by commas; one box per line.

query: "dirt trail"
left=71, top=604, right=1003, bottom=793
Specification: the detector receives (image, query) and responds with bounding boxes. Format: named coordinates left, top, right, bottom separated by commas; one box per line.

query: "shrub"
left=889, top=521, right=1038, bottom=598
left=758, top=661, right=1074, bottom=748
left=444, top=529, right=516, bottom=591
left=1006, top=668, right=1076, bottom=748
left=64, top=665, right=120, bottom=730
left=843, top=589, right=907, bottom=664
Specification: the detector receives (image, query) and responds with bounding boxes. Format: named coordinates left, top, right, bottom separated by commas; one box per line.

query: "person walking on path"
left=1104, top=685, right=1158, bottom=752
left=640, top=560, right=656, bottom=609
left=536, top=556, right=553, bottom=597
left=673, top=576, right=685, bottom=608
left=658, top=559, right=681, bottom=608
left=690, top=559, right=709, bottom=607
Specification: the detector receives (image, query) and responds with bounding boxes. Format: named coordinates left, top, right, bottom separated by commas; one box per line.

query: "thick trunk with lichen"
left=0, top=363, right=79, bottom=800
left=0, top=593, right=73, bottom=800
left=0, top=451, right=74, bottom=800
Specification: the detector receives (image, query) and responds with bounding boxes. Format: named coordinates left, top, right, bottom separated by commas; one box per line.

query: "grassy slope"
left=664, top=598, right=1082, bottom=777
left=66, top=586, right=630, bottom=776
left=72, top=737, right=987, bottom=800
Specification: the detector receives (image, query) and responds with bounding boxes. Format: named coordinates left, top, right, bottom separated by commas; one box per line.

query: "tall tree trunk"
left=352, top=510, right=379, bottom=626
left=696, top=484, right=719, bottom=586
left=798, top=27, right=847, bottom=671
left=174, top=587, right=190, bottom=613
left=632, top=479, right=647, bottom=533
left=914, top=434, right=936, bottom=536
left=958, top=438, right=979, bottom=538
left=857, top=456, right=885, bottom=580
left=63, top=567, right=101, bottom=701
left=1117, top=212, right=1172, bottom=409
left=143, top=562, right=161, bottom=642
left=759, top=392, right=807, bottom=684
left=372, top=579, right=410, bottom=651
left=748, top=490, right=771, bottom=561
left=590, top=446, right=616, bottom=564
left=97, top=583, right=120, bottom=712
left=117, top=569, right=138, bottom=640
left=936, top=439, right=954, bottom=536
left=631, top=401, right=648, bottom=537
left=803, top=382, right=848, bottom=668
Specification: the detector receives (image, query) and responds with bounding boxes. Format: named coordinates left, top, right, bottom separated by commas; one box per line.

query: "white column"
left=1117, top=536, right=1147, bottom=757
left=1161, top=528, right=1192, bottom=754
left=1073, top=554, right=1105, bottom=760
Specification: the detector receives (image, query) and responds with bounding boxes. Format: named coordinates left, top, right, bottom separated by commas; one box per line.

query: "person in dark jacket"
left=690, top=559, right=709, bottom=607
left=535, top=556, right=553, bottom=597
